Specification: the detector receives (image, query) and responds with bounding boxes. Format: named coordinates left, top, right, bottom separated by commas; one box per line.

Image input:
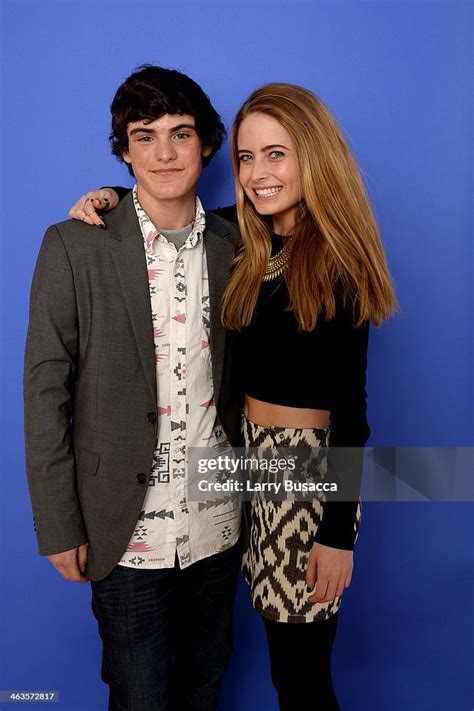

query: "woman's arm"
left=315, top=317, right=370, bottom=550
left=306, top=312, right=370, bottom=603
left=212, top=204, right=238, bottom=225
left=68, top=187, right=238, bottom=226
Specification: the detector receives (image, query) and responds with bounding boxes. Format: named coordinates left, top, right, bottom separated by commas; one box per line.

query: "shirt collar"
left=132, top=184, right=206, bottom=254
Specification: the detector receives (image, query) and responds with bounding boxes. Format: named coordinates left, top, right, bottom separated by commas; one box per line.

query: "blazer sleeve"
left=24, top=226, right=87, bottom=556
left=314, top=312, right=370, bottom=550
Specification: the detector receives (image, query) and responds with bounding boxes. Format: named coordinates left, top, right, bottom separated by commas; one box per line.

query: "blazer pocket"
left=75, top=443, right=100, bottom=477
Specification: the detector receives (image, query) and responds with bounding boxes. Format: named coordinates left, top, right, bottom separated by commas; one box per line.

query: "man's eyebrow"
left=170, top=123, right=197, bottom=132
left=237, top=144, right=290, bottom=152
left=129, top=123, right=197, bottom=136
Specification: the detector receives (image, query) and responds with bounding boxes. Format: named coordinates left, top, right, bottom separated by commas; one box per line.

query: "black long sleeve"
left=314, top=318, right=369, bottom=550
left=110, top=185, right=132, bottom=202
left=109, top=186, right=238, bottom=225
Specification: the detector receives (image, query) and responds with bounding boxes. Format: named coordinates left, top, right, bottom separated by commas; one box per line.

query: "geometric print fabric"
left=241, top=414, right=361, bottom=623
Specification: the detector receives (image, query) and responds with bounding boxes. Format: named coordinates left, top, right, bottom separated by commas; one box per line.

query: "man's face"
left=123, top=114, right=211, bottom=205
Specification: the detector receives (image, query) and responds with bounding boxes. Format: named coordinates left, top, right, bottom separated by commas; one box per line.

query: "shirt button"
left=147, top=412, right=157, bottom=424
left=136, top=473, right=147, bottom=484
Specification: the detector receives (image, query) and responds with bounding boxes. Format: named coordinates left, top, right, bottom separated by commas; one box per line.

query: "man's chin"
left=138, top=184, right=194, bottom=203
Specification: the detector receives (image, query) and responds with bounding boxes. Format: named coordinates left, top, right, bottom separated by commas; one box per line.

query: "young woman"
left=69, top=83, right=396, bottom=710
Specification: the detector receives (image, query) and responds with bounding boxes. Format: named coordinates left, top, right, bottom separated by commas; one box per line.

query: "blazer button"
left=136, top=473, right=147, bottom=484
left=147, top=412, right=157, bottom=424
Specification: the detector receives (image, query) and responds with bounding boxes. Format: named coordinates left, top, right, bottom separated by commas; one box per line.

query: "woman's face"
left=237, top=112, right=302, bottom=235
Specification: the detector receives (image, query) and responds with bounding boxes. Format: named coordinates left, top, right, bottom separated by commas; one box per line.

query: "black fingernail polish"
left=99, top=223, right=106, bottom=229
left=306, top=586, right=312, bottom=593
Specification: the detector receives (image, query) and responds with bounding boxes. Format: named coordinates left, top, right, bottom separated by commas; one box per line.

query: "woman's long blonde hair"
left=221, top=83, right=397, bottom=330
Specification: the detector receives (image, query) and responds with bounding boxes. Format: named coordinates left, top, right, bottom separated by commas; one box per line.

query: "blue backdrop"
left=1, top=1, right=472, bottom=709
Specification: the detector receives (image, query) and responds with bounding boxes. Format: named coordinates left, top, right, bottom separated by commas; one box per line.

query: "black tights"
left=263, top=612, right=340, bottom=711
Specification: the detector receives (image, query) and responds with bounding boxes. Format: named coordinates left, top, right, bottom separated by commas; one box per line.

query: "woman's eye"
left=239, top=154, right=252, bottom=163
left=269, top=150, right=284, bottom=159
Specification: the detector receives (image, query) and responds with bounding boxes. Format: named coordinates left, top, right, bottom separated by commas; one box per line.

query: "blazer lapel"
left=107, top=193, right=157, bottom=407
left=105, top=199, right=237, bottom=411
left=204, top=212, right=237, bottom=402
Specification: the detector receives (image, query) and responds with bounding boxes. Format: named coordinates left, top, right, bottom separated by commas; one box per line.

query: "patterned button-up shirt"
left=119, top=186, right=240, bottom=570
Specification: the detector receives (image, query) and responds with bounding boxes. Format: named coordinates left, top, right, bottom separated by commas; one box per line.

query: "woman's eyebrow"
left=238, top=143, right=289, bottom=152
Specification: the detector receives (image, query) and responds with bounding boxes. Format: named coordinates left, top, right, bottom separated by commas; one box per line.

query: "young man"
left=24, top=65, right=242, bottom=711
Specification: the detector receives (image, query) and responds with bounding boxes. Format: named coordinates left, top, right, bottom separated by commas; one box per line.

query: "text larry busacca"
left=196, top=454, right=338, bottom=494
left=197, top=479, right=338, bottom=494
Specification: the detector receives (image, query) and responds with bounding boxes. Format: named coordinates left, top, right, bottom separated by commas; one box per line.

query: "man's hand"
left=68, top=188, right=119, bottom=227
left=47, top=543, right=89, bottom=582
left=305, top=542, right=353, bottom=604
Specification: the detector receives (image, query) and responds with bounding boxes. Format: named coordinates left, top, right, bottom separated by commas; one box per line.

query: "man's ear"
left=122, top=151, right=131, bottom=165
left=202, top=145, right=212, bottom=159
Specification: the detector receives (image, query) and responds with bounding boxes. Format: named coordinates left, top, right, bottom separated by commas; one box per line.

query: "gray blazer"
left=24, top=193, right=241, bottom=581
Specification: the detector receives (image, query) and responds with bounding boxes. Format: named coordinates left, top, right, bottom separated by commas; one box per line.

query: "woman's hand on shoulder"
left=68, top=188, right=119, bottom=227
left=305, top=542, right=353, bottom=604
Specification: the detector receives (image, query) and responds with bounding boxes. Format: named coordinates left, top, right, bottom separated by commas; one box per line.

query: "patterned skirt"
left=241, top=413, right=360, bottom=623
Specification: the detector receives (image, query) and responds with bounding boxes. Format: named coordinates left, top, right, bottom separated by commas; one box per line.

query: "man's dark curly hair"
left=110, top=65, right=226, bottom=176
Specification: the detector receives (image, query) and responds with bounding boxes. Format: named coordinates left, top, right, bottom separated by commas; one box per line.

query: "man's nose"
left=155, top=139, right=177, bottom=162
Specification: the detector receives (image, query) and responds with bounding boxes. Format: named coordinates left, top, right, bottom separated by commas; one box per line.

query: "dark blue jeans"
left=91, top=543, right=241, bottom=711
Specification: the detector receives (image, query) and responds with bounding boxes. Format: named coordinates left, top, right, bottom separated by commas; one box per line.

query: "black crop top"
left=237, top=236, right=370, bottom=450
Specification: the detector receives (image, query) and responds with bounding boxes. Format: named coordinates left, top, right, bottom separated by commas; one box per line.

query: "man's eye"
left=137, top=135, right=153, bottom=142
left=174, top=132, right=191, bottom=140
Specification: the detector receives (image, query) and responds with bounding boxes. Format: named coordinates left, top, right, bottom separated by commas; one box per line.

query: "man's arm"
left=24, top=226, right=88, bottom=580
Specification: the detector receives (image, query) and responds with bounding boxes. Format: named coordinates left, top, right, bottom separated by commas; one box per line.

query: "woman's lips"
left=253, top=186, right=283, bottom=198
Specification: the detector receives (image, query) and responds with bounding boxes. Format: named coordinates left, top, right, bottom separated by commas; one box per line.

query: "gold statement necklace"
left=262, top=236, right=293, bottom=282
